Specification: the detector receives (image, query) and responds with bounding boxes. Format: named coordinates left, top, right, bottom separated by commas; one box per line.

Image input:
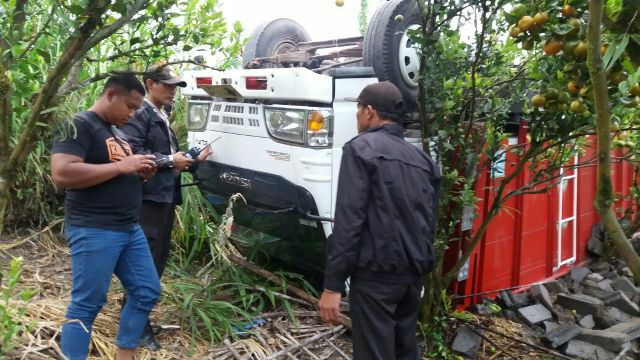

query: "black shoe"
left=139, top=322, right=161, bottom=351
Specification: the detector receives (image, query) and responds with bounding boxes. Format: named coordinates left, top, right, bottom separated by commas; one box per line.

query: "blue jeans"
left=61, top=224, right=161, bottom=360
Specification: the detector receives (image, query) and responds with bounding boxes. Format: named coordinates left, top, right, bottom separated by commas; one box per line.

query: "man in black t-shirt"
left=51, top=73, right=160, bottom=360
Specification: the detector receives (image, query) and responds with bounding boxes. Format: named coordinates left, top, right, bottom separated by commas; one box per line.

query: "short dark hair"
left=377, top=109, right=405, bottom=124
left=358, top=102, right=405, bottom=124
left=101, top=72, right=145, bottom=96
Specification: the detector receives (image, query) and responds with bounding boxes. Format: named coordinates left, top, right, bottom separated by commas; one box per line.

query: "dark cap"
left=144, top=65, right=186, bottom=87
left=345, top=81, right=404, bottom=113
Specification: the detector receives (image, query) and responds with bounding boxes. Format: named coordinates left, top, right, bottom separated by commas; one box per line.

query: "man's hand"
left=138, top=164, right=157, bottom=181
left=172, top=152, right=195, bottom=171
left=117, top=154, right=157, bottom=174
left=319, top=290, right=342, bottom=325
left=197, top=144, right=212, bottom=162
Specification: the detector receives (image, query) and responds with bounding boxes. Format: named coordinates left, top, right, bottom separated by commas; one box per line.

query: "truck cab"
left=184, top=0, right=422, bottom=276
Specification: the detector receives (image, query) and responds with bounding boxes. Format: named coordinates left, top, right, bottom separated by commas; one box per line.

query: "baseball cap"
left=345, top=81, right=404, bottom=113
left=144, top=65, right=187, bottom=87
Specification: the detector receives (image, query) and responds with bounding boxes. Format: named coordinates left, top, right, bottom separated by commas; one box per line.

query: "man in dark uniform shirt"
left=319, top=81, right=440, bottom=360
left=51, top=73, right=160, bottom=360
left=121, top=66, right=210, bottom=349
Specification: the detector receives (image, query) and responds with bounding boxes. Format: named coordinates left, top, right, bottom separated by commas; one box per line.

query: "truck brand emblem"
left=219, top=172, right=251, bottom=189
left=266, top=150, right=291, bottom=161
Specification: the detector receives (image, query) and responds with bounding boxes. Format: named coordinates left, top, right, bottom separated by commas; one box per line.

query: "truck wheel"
left=363, top=0, right=421, bottom=108
left=242, top=18, right=311, bottom=68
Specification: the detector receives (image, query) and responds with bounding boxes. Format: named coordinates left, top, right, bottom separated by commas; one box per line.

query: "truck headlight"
left=264, top=108, right=305, bottom=144
left=187, top=101, right=210, bottom=131
left=306, top=110, right=332, bottom=147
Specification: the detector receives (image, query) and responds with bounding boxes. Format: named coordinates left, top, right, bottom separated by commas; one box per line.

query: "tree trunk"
left=420, top=267, right=443, bottom=323
left=588, top=0, right=640, bottom=284
left=0, top=2, right=108, bottom=233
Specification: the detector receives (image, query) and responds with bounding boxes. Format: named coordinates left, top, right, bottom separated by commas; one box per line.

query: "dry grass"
left=1, top=223, right=563, bottom=360
left=1, top=229, right=352, bottom=360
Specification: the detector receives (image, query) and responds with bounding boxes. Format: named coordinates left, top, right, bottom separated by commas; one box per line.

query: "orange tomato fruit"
left=567, top=80, right=581, bottom=94
left=531, top=94, right=547, bottom=107
left=533, top=12, right=549, bottom=26
left=518, top=16, right=535, bottom=32
left=509, top=26, right=521, bottom=38
left=544, top=39, right=564, bottom=55
left=570, top=100, right=586, bottom=113
left=573, top=41, right=588, bottom=59
left=562, top=5, right=576, bottom=17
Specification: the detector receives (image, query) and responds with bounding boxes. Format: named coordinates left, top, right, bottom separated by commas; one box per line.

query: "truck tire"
left=242, top=18, right=311, bottom=68
left=363, top=0, right=421, bottom=108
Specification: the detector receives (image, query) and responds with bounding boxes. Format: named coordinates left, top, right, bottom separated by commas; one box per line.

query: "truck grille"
left=209, top=102, right=263, bottom=131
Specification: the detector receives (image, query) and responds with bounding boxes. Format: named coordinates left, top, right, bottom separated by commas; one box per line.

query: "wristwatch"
left=168, top=154, right=174, bottom=167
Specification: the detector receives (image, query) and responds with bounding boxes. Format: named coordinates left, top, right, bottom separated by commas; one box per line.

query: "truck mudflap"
left=193, top=161, right=328, bottom=275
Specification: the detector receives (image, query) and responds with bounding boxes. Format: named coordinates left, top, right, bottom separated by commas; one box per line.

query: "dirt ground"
left=1, top=229, right=555, bottom=359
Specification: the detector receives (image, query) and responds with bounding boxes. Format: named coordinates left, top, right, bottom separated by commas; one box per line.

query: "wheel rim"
left=398, top=24, right=420, bottom=88
left=273, top=38, right=296, bottom=55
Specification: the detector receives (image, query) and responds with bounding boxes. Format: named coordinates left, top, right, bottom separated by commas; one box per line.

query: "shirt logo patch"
left=105, top=137, right=132, bottom=162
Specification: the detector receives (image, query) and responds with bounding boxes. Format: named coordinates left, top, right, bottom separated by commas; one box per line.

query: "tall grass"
left=6, top=84, right=102, bottom=232
left=165, top=97, right=317, bottom=344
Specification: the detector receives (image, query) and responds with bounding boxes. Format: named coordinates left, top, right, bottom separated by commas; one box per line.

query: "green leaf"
left=552, top=24, right=575, bottom=36
left=606, top=0, right=623, bottom=22
left=68, top=4, right=84, bottom=15
left=623, top=58, right=637, bottom=75
left=605, top=35, right=629, bottom=71
left=39, top=107, right=59, bottom=115
left=112, top=0, right=127, bottom=15
left=233, top=20, right=243, bottom=33
left=36, top=48, right=51, bottom=63
left=196, top=308, right=214, bottom=336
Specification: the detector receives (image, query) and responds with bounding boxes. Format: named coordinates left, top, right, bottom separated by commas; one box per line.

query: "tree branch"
left=15, top=4, right=57, bottom=62
left=60, top=60, right=222, bottom=96
left=81, top=0, right=149, bottom=54
left=4, top=1, right=109, bottom=175
left=85, top=42, right=158, bottom=62
left=10, top=0, right=28, bottom=43
left=588, top=0, right=640, bottom=283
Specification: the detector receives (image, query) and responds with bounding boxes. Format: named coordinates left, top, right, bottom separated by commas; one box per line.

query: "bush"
left=0, top=257, right=34, bottom=356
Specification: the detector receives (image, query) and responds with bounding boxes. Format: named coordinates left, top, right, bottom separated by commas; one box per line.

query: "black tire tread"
left=363, top=0, right=421, bottom=106
left=242, top=18, right=311, bottom=68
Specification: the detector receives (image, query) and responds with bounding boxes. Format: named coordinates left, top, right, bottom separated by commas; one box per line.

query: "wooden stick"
left=228, top=254, right=352, bottom=330
left=466, top=321, right=574, bottom=360
left=464, top=326, right=516, bottom=359
left=488, top=340, right=515, bottom=360
left=264, top=325, right=346, bottom=360
left=323, top=337, right=351, bottom=359
left=223, top=338, right=243, bottom=360
left=253, top=286, right=313, bottom=307
left=260, top=310, right=320, bottom=319
left=276, top=332, right=320, bottom=360
left=613, top=345, right=631, bottom=360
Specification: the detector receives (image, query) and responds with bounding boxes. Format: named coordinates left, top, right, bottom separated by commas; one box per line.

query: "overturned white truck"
left=183, top=0, right=423, bottom=277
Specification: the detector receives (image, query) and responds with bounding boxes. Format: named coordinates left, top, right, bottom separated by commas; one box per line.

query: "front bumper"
left=193, top=161, right=328, bottom=274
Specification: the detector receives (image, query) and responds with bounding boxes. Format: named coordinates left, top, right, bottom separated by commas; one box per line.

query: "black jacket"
left=323, top=124, right=440, bottom=292
left=122, top=101, right=182, bottom=204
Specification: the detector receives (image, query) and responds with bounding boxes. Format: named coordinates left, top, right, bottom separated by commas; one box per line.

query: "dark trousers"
left=138, top=201, right=176, bottom=278
left=349, top=278, right=422, bottom=360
